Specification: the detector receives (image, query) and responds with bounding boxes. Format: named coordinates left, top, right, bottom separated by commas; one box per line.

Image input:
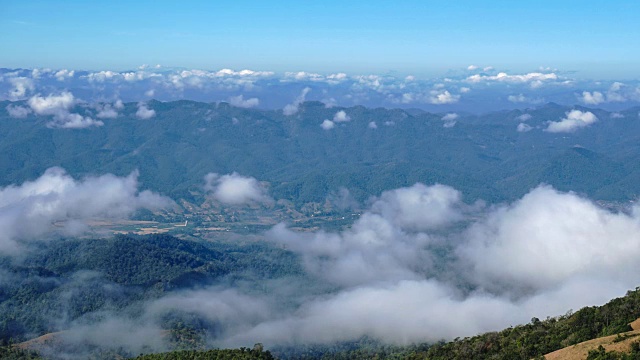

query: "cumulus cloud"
left=6, top=104, right=32, bottom=118
left=467, top=72, right=558, bottom=85
left=54, top=69, right=75, bottom=81
left=333, top=110, right=350, bottom=122
left=95, top=102, right=121, bottom=119
left=228, top=95, right=260, bottom=108
left=7, top=76, right=35, bottom=99
left=0, top=168, right=174, bottom=254
left=204, top=172, right=272, bottom=206
left=52, top=113, right=104, bottom=129
left=136, top=102, right=156, bottom=119
left=459, top=185, right=640, bottom=293
left=27, top=92, right=103, bottom=128
left=284, top=71, right=325, bottom=82
left=441, top=113, right=458, bottom=128
left=545, top=110, right=598, bottom=133
left=429, top=90, right=460, bottom=104
left=516, top=114, right=532, bottom=122
left=368, top=121, right=378, bottom=129
left=283, top=87, right=311, bottom=116
left=611, top=112, right=624, bottom=119
left=580, top=91, right=605, bottom=105
left=517, top=123, right=533, bottom=132
left=441, top=113, right=458, bottom=121
left=580, top=83, right=633, bottom=104
left=28, top=91, right=75, bottom=114
left=267, top=183, right=465, bottom=287
left=320, top=119, right=335, bottom=130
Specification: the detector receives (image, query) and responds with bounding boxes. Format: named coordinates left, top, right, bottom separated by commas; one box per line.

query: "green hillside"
left=2, top=101, right=640, bottom=205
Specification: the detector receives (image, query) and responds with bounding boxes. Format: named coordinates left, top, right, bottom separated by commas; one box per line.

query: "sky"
left=1, top=0, right=639, bottom=78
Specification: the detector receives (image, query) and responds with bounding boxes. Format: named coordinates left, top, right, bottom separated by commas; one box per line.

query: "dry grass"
left=544, top=318, right=640, bottom=360
left=15, top=331, right=65, bottom=350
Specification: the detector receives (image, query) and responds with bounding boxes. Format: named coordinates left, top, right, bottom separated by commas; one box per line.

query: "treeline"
left=132, top=345, right=275, bottom=360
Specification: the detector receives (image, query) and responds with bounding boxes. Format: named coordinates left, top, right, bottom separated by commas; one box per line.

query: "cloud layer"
left=0, top=168, right=174, bottom=254
left=4, top=66, right=639, bottom=114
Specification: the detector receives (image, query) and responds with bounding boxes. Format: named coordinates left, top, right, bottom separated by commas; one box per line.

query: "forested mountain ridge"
left=0, top=234, right=306, bottom=347
left=2, top=100, right=640, bottom=206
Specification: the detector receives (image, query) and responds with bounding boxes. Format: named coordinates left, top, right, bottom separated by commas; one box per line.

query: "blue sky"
left=1, top=0, right=639, bottom=78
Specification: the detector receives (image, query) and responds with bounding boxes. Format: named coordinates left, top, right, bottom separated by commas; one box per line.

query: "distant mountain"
left=2, top=100, right=640, bottom=206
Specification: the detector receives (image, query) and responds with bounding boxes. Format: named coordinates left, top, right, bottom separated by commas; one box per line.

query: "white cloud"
left=283, top=87, right=311, bottom=116
left=28, top=91, right=75, bottom=115
left=32, top=180, right=640, bottom=349
left=204, top=172, right=272, bottom=206
left=6, top=104, right=31, bottom=118
left=96, top=107, right=118, bottom=119
left=517, top=123, right=532, bottom=132
left=233, top=184, right=640, bottom=346
left=228, top=95, right=260, bottom=108
left=216, top=69, right=274, bottom=78
left=368, top=121, right=378, bottom=129
left=51, top=113, right=104, bottom=129
left=460, top=185, right=640, bottom=292
left=8, top=77, right=35, bottom=99
left=27, top=92, right=103, bottom=128
left=326, top=73, right=348, bottom=84
left=441, top=113, right=458, bottom=121
left=284, top=71, right=325, bottom=82
left=0, top=168, right=174, bottom=254
left=429, top=90, right=460, bottom=104
left=467, top=72, right=558, bottom=85
left=136, top=102, right=156, bottom=119
left=333, top=110, right=350, bottom=123
left=580, top=91, right=605, bottom=105
left=54, top=69, right=75, bottom=81
left=84, top=70, right=120, bottom=83
left=95, top=102, right=121, bottom=119
left=610, top=112, right=624, bottom=119
left=580, top=83, right=633, bottom=104
left=442, top=113, right=458, bottom=128
left=606, top=82, right=627, bottom=102
left=31, top=68, right=51, bottom=79
left=516, top=114, right=532, bottom=122
left=545, top=110, right=598, bottom=133
left=267, top=183, right=464, bottom=287
left=467, top=65, right=479, bottom=71
left=320, top=119, right=335, bottom=130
